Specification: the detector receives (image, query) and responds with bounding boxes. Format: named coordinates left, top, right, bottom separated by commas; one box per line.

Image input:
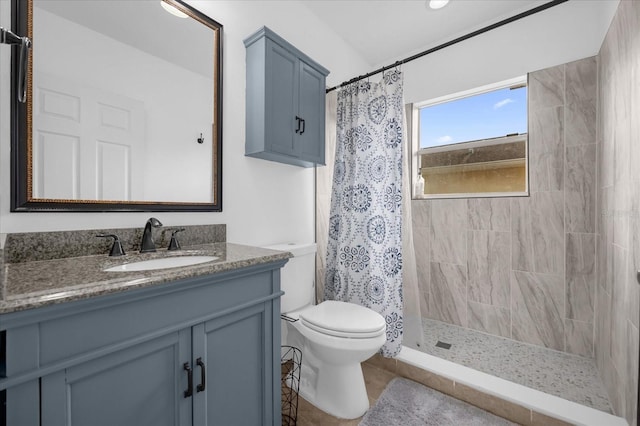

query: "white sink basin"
left=104, top=255, right=218, bottom=272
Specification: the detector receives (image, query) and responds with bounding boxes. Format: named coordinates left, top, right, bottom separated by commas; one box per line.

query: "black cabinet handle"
left=183, top=362, right=193, bottom=398
left=300, top=118, right=306, bottom=135
left=196, top=357, right=206, bottom=392
left=294, top=116, right=301, bottom=134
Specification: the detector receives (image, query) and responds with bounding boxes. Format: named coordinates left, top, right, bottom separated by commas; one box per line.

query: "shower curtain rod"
left=326, top=0, right=568, bottom=93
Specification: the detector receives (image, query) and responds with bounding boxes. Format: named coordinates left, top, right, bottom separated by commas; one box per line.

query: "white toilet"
left=265, top=243, right=386, bottom=419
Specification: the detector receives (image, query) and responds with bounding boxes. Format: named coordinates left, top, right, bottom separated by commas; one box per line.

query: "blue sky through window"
left=419, top=85, right=527, bottom=149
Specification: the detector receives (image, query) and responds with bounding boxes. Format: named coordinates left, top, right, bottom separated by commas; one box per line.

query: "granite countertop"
left=0, top=243, right=291, bottom=315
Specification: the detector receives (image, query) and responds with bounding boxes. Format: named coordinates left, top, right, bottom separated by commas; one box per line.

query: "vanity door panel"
left=192, top=302, right=278, bottom=426
left=40, top=330, right=191, bottom=426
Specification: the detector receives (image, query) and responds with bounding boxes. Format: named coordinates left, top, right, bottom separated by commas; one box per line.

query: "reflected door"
left=33, top=72, right=145, bottom=200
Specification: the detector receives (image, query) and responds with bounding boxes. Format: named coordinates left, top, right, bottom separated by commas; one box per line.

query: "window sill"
left=412, top=191, right=529, bottom=201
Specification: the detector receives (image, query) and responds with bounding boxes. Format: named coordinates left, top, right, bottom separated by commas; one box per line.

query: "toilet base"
left=282, top=302, right=386, bottom=420
left=298, top=361, right=369, bottom=419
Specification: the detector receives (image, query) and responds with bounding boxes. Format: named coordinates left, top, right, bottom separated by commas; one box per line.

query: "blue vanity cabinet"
left=244, top=26, right=329, bottom=168
left=1, top=261, right=285, bottom=426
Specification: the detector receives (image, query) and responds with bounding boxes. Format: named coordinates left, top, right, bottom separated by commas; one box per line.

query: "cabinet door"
left=265, top=40, right=299, bottom=158
left=40, top=331, right=191, bottom=426
left=297, top=60, right=326, bottom=165
left=192, top=303, right=277, bottom=426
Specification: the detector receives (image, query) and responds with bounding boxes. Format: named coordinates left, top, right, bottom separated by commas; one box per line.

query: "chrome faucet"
left=140, top=217, right=163, bottom=253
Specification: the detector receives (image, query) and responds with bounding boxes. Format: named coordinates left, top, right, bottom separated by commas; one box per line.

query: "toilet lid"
left=299, top=301, right=386, bottom=338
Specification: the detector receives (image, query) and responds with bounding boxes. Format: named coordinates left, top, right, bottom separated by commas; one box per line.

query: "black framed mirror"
left=11, top=0, right=223, bottom=212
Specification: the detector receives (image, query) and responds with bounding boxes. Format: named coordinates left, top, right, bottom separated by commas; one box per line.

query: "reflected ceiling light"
left=428, top=0, right=450, bottom=10
left=160, top=1, right=189, bottom=18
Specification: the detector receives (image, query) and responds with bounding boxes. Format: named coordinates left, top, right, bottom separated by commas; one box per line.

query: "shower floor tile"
left=420, top=318, right=612, bottom=413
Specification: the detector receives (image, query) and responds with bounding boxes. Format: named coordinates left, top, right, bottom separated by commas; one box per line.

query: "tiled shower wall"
left=595, top=0, right=639, bottom=423
left=412, top=55, right=598, bottom=357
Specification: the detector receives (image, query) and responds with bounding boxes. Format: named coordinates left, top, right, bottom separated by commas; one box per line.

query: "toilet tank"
left=264, top=243, right=316, bottom=313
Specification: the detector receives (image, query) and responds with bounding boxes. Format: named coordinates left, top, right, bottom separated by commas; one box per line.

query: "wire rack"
left=281, top=346, right=302, bottom=426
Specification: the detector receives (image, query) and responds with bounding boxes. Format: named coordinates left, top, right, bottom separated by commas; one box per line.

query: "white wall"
left=398, top=0, right=618, bottom=104
left=0, top=0, right=370, bottom=246
left=0, top=0, right=618, bottom=246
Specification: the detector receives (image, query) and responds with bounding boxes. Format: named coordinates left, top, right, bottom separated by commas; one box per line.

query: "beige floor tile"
left=295, top=402, right=362, bottom=426
left=362, top=363, right=396, bottom=401
left=364, top=353, right=398, bottom=373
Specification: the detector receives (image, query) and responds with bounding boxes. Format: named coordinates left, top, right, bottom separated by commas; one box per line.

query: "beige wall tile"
left=564, top=318, right=594, bottom=357
left=511, top=270, right=565, bottom=350
left=468, top=198, right=510, bottom=232
left=429, top=262, right=468, bottom=327
left=467, top=230, right=510, bottom=307
left=467, top=300, right=511, bottom=338
left=430, top=199, right=468, bottom=264
left=565, top=56, right=597, bottom=105
left=529, top=65, right=564, bottom=110
left=566, top=233, right=596, bottom=322
left=565, top=144, right=597, bottom=233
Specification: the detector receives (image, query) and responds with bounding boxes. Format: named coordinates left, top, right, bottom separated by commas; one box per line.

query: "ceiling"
left=33, top=0, right=618, bottom=88
left=299, top=0, right=607, bottom=68
left=34, top=0, right=215, bottom=78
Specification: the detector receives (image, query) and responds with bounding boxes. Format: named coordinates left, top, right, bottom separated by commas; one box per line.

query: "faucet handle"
left=96, top=234, right=126, bottom=257
left=168, top=228, right=186, bottom=251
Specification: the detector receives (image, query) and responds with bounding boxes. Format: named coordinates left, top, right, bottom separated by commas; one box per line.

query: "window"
left=412, top=77, right=528, bottom=199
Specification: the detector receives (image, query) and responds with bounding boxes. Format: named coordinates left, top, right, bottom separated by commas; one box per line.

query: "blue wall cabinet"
left=0, top=262, right=285, bottom=426
left=244, top=26, right=330, bottom=168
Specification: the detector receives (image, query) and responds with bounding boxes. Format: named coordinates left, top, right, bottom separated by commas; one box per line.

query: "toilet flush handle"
left=281, top=314, right=299, bottom=323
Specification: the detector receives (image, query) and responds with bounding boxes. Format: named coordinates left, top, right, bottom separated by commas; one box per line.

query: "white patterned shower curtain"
left=325, top=71, right=407, bottom=357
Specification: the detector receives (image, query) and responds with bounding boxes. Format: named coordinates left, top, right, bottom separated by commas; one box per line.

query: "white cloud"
left=436, top=135, right=453, bottom=144
left=494, top=98, right=514, bottom=109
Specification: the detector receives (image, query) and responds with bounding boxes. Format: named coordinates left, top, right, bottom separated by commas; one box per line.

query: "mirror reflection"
left=20, top=0, right=222, bottom=210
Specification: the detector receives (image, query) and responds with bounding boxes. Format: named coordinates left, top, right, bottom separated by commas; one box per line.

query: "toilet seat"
left=299, top=301, right=386, bottom=339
